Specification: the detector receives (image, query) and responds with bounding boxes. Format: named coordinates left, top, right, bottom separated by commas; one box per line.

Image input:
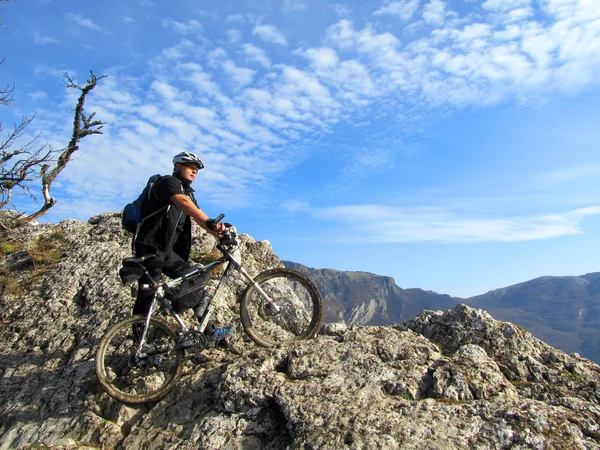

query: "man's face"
left=177, top=163, right=199, bottom=183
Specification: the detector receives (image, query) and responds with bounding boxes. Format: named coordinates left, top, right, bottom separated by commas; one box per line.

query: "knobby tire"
left=96, top=315, right=184, bottom=404
left=240, top=268, right=323, bottom=347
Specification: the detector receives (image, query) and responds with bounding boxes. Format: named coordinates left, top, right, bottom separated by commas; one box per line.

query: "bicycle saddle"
left=122, top=254, right=157, bottom=266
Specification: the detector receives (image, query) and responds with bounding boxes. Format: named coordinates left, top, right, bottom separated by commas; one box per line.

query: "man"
left=133, top=151, right=231, bottom=341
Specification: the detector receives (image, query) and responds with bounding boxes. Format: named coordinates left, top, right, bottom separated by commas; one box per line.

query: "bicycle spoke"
left=96, top=316, right=184, bottom=404
left=240, top=268, right=323, bottom=347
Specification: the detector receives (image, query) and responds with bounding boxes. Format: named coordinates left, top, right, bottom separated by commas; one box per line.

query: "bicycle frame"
left=133, top=241, right=280, bottom=355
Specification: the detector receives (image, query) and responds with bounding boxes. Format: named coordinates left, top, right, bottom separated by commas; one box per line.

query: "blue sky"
left=1, top=0, right=599, bottom=297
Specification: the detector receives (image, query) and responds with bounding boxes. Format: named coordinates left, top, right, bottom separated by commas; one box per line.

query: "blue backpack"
left=122, top=174, right=167, bottom=234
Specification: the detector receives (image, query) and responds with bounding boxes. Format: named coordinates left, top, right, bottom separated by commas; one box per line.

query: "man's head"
left=173, top=151, right=203, bottom=184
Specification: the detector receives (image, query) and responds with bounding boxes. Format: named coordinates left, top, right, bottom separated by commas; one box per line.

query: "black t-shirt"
left=153, top=175, right=190, bottom=231
left=154, top=175, right=186, bottom=202
left=136, top=174, right=196, bottom=258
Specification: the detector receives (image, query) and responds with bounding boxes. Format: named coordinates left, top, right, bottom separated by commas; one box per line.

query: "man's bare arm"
left=170, top=194, right=222, bottom=235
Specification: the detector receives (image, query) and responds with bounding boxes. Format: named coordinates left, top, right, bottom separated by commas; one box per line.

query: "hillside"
left=282, top=261, right=460, bottom=325
left=469, top=273, right=600, bottom=363
left=1, top=212, right=600, bottom=449
left=284, top=261, right=600, bottom=364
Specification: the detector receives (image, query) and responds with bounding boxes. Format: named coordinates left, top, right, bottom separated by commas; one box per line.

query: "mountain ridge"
left=284, top=260, right=600, bottom=363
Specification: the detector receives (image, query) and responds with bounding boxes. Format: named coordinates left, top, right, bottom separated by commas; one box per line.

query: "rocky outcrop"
left=1, top=213, right=600, bottom=449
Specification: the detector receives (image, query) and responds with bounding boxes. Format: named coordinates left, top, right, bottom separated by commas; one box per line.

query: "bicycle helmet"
left=172, top=151, right=204, bottom=169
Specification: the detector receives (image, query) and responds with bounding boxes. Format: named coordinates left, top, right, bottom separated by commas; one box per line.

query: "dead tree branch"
left=0, top=1, right=11, bottom=29
left=0, top=116, right=55, bottom=209
left=0, top=59, right=14, bottom=106
left=15, top=71, right=107, bottom=224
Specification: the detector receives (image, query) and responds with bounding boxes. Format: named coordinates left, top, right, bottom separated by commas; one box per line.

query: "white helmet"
left=172, top=151, right=204, bottom=169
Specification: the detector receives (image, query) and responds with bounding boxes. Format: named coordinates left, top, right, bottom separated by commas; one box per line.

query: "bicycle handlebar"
left=206, top=213, right=225, bottom=230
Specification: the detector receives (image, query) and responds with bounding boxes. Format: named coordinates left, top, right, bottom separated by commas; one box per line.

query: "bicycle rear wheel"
left=240, top=268, right=323, bottom=347
left=96, top=315, right=184, bottom=404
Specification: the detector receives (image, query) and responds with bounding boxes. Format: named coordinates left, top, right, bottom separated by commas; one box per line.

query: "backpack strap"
left=132, top=175, right=169, bottom=252
left=132, top=204, right=169, bottom=243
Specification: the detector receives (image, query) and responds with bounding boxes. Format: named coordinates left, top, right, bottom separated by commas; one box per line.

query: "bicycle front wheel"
left=240, top=268, right=323, bottom=347
left=96, top=315, right=184, bottom=404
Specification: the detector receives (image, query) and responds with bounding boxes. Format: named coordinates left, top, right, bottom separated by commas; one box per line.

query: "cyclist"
left=132, top=151, right=233, bottom=343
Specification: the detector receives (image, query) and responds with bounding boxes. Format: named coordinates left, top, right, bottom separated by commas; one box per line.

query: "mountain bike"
left=95, top=215, right=323, bottom=404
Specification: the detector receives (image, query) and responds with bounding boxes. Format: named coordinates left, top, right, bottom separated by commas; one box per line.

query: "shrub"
left=29, top=230, right=67, bottom=267
left=190, top=247, right=223, bottom=276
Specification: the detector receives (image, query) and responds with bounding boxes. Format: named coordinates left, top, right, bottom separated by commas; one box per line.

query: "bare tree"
left=0, top=0, right=11, bottom=28
left=0, top=71, right=107, bottom=229
left=0, top=63, right=13, bottom=106
left=0, top=116, right=53, bottom=208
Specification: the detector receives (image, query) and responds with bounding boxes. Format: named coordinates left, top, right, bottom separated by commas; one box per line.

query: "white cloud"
left=543, top=0, right=600, bottom=22
left=151, top=80, right=180, bottom=100
left=326, top=20, right=357, bottom=49
left=226, top=14, right=245, bottom=23
left=183, top=64, right=222, bottom=96
left=243, top=43, right=271, bottom=68
left=532, top=164, right=600, bottom=184
left=131, top=120, right=159, bottom=137
left=283, top=0, right=307, bottom=13
left=28, top=91, right=47, bottom=101
left=423, top=0, right=446, bottom=26
left=483, top=0, right=531, bottom=11
left=329, top=59, right=378, bottom=99
left=66, top=13, right=102, bottom=31
left=161, top=39, right=194, bottom=59
left=223, top=59, right=256, bottom=87
left=280, top=66, right=335, bottom=108
left=253, top=24, right=288, bottom=45
left=314, top=205, right=600, bottom=243
left=356, top=26, right=401, bottom=55
left=321, top=0, right=600, bottom=107
left=341, top=147, right=396, bottom=177
left=180, top=106, right=220, bottom=132
left=505, top=7, right=534, bottom=21
left=163, top=19, right=202, bottom=35
left=27, top=0, right=600, bottom=222
left=228, top=29, right=242, bottom=43
left=33, top=33, right=58, bottom=45
left=303, top=47, right=339, bottom=71
left=373, top=0, right=420, bottom=20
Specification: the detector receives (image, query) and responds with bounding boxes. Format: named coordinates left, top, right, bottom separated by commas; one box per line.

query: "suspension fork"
left=236, top=263, right=282, bottom=313
left=135, top=270, right=162, bottom=356
left=135, top=296, right=157, bottom=357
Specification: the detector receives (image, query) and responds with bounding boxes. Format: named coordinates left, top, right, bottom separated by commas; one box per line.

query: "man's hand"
left=206, top=218, right=226, bottom=235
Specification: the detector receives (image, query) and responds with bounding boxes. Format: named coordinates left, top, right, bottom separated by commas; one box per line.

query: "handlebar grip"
left=206, top=214, right=225, bottom=230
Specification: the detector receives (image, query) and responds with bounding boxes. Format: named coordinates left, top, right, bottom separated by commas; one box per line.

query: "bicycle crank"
left=176, top=330, right=208, bottom=350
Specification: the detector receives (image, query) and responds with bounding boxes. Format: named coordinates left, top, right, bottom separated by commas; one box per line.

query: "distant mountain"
left=468, top=273, right=600, bottom=362
left=282, top=261, right=461, bottom=326
left=284, top=261, right=600, bottom=363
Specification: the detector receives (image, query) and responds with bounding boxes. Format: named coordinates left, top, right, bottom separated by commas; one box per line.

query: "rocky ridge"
left=284, top=261, right=600, bottom=364
left=282, top=261, right=460, bottom=326
left=1, top=212, right=599, bottom=449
